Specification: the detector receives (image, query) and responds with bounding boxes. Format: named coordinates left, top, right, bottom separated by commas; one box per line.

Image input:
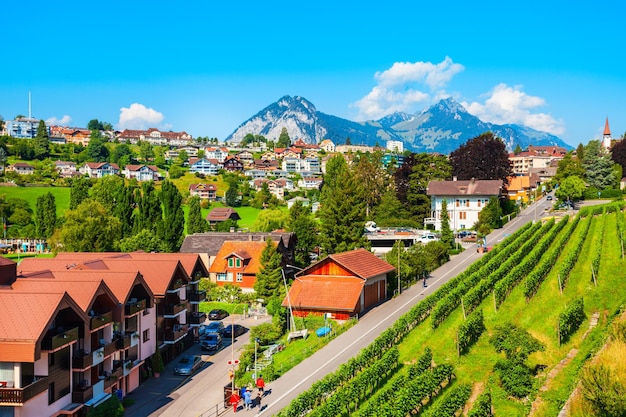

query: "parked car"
left=420, top=233, right=439, bottom=244
left=200, top=321, right=225, bottom=336
left=200, top=332, right=223, bottom=351
left=173, top=355, right=203, bottom=376
left=223, top=324, right=247, bottom=339
left=546, top=195, right=553, bottom=201
left=208, top=309, right=229, bottom=321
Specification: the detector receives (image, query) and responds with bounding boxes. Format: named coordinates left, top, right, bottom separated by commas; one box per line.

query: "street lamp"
left=254, top=337, right=260, bottom=380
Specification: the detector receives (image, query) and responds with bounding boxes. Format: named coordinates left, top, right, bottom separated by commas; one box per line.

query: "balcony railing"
left=167, top=280, right=183, bottom=292
left=188, top=311, right=206, bottom=325
left=90, top=311, right=113, bottom=330
left=0, top=376, right=48, bottom=406
left=103, top=340, right=117, bottom=357
left=71, top=384, right=93, bottom=403
left=72, top=351, right=93, bottom=370
left=125, top=299, right=146, bottom=316
left=42, top=326, right=79, bottom=351
left=163, top=303, right=186, bottom=317
left=187, top=290, right=206, bottom=303
left=163, top=324, right=189, bottom=343
left=116, top=334, right=131, bottom=350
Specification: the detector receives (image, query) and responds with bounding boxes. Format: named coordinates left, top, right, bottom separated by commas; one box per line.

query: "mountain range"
left=225, top=95, right=572, bottom=153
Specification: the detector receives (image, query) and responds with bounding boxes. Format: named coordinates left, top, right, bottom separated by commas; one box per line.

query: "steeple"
left=602, top=117, right=612, bottom=149
left=604, top=117, right=611, bottom=136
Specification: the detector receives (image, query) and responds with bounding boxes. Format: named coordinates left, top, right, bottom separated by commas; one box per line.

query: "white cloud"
left=352, top=57, right=465, bottom=120
left=118, top=103, right=166, bottom=130
left=462, top=83, right=565, bottom=135
left=46, top=115, right=72, bottom=125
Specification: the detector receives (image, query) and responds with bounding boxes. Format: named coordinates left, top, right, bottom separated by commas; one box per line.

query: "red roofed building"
left=209, top=241, right=269, bottom=291
left=283, top=248, right=394, bottom=320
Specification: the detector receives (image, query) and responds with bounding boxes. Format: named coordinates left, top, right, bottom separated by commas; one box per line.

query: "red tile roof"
left=426, top=179, right=502, bottom=196
left=303, top=248, right=394, bottom=280
left=209, top=241, right=270, bottom=274
left=282, top=276, right=364, bottom=311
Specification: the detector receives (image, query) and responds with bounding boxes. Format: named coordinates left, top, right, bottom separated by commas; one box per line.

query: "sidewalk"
left=123, top=314, right=271, bottom=417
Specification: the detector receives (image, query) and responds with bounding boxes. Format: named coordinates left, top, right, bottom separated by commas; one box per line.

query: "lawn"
left=0, top=185, right=71, bottom=218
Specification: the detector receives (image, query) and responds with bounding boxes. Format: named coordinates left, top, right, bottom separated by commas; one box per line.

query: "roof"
left=209, top=241, right=270, bottom=274
left=427, top=179, right=502, bottom=196
left=206, top=207, right=241, bottom=222
left=180, top=231, right=295, bottom=256
left=301, top=248, right=394, bottom=280
left=282, top=276, right=364, bottom=311
left=604, top=117, right=611, bottom=136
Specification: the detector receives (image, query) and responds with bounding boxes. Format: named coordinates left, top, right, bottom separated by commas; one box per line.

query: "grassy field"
left=388, top=209, right=626, bottom=416
left=0, top=186, right=71, bottom=217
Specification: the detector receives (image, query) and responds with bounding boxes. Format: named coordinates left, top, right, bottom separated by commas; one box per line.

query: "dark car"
left=546, top=195, right=553, bottom=201
left=200, top=332, right=223, bottom=351
left=200, top=321, right=225, bottom=336
left=208, top=309, right=229, bottom=321
left=223, top=324, right=247, bottom=339
left=173, top=355, right=203, bottom=376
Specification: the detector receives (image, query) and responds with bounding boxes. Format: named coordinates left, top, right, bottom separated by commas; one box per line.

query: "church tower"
left=602, top=117, right=612, bottom=149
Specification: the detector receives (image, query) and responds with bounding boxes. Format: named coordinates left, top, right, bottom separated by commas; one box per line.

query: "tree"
left=555, top=151, right=585, bottom=183
left=449, top=132, right=512, bottom=185
left=225, top=182, right=240, bottom=207
left=113, top=182, right=136, bottom=238
left=583, top=140, right=615, bottom=189
left=34, top=120, right=50, bottom=160
left=254, top=238, right=283, bottom=300
left=69, top=177, right=91, bottom=209
left=134, top=182, right=162, bottom=234
left=476, top=196, right=503, bottom=232
left=110, top=143, right=134, bottom=168
left=287, top=201, right=318, bottom=267
left=57, top=200, right=121, bottom=252
left=353, top=151, right=387, bottom=217
left=513, top=144, right=522, bottom=154
left=277, top=127, right=291, bottom=148
left=580, top=364, right=626, bottom=417
left=555, top=175, right=586, bottom=203
left=34, top=192, right=56, bottom=239
left=118, top=229, right=168, bottom=252
left=168, top=164, right=183, bottom=179
left=139, top=140, right=155, bottom=161
left=372, top=188, right=416, bottom=228
left=91, top=175, right=125, bottom=212
left=187, top=196, right=209, bottom=234
left=158, top=179, right=185, bottom=252
left=253, top=209, right=288, bottom=232
left=86, top=134, right=109, bottom=162
left=439, top=199, right=454, bottom=248
left=253, top=182, right=273, bottom=209
left=318, top=155, right=368, bottom=254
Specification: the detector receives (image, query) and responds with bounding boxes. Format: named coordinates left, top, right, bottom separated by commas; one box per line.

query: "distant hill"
left=225, top=95, right=572, bottom=153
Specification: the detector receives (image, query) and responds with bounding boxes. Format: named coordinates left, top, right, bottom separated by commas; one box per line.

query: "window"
left=459, top=212, right=467, bottom=220
left=227, top=272, right=234, bottom=282
left=142, top=329, right=150, bottom=342
left=477, top=199, right=481, bottom=207
left=236, top=273, right=243, bottom=282
left=456, top=199, right=460, bottom=207
left=228, top=258, right=233, bottom=268
left=235, top=258, right=241, bottom=268
left=217, top=273, right=227, bottom=281
left=465, top=200, right=470, bottom=207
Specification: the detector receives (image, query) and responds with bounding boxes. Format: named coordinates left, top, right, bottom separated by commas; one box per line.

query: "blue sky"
left=2, top=0, right=625, bottom=147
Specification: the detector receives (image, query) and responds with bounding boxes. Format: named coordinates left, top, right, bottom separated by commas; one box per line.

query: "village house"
left=55, top=160, right=77, bottom=178
left=79, top=162, right=120, bottom=178
left=121, top=165, right=160, bottom=182
left=188, top=158, right=222, bottom=176
left=208, top=241, right=269, bottom=292
left=8, top=162, right=35, bottom=175
left=189, top=183, right=218, bottom=200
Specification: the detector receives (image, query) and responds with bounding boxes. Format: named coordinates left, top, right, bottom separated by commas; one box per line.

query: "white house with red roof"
left=283, top=248, right=394, bottom=320
left=121, top=164, right=160, bottom=181
left=79, top=162, right=120, bottom=178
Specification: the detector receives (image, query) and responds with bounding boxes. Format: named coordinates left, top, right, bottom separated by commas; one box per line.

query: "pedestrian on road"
left=230, top=391, right=240, bottom=413
left=256, top=375, right=265, bottom=394
left=244, top=388, right=252, bottom=410
left=256, top=390, right=262, bottom=411
left=423, top=276, right=427, bottom=287
left=240, top=386, right=246, bottom=400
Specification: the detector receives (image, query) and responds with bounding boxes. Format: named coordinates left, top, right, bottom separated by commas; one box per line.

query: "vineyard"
left=276, top=201, right=626, bottom=417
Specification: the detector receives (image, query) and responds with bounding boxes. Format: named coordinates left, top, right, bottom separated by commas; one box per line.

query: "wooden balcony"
left=116, top=334, right=131, bottom=350
left=167, top=280, right=183, bottom=292
left=188, top=311, right=206, bottom=325
left=187, top=290, right=206, bottom=303
left=89, top=311, right=113, bottom=330
left=163, top=303, right=186, bottom=317
left=163, top=324, right=189, bottom=343
left=103, top=367, right=123, bottom=390
left=71, top=384, right=93, bottom=403
left=125, top=299, right=146, bottom=315
left=103, top=340, right=117, bottom=357
left=0, top=376, right=48, bottom=406
left=42, top=326, right=79, bottom=351
left=72, top=351, right=93, bottom=370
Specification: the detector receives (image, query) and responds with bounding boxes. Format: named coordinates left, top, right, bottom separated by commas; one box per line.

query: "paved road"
left=126, top=196, right=554, bottom=417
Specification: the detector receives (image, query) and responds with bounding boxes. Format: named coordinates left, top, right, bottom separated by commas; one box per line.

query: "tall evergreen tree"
left=254, top=238, right=283, bottom=300
left=439, top=199, right=454, bottom=248
left=34, top=120, right=50, bottom=160
left=35, top=192, right=56, bottom=238
left=114, top=182, right=136, bottom=238
left=158, top=179, right=185, bottom=252
left=134, top=182, right=161, bottom=234
left=318, top=155, right=368, bottom=254
left=287, top=201, right=318, bottom=267
left=187, top=196, right=209, bottom=234
left=277, top=127, right=291, bottom=148
left=583, top=140, right=615, bottom=189
left=353, top=151, right=387, bottom=217
left=225, top=182, right=240, bottom=207
left=86, top=132, right=109, bottom=162
left=69, top=177, right=91, bottom=209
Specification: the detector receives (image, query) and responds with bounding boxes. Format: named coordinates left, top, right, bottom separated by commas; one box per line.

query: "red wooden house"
left=208, top=241, right=270, bottom=291
left=283, top=248, right=394, bottom=320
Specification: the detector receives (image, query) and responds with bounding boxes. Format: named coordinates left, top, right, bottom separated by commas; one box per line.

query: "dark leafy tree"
left=56, top=200, right=121, bottom=252
left=110, top=143, right=134, bottom=168
left=372, top=188, right=416, bottom=228
left=225, top=182, right=240, bottom=207
left=440, top=199, right=454, bottom=248
left=158, top=179, right=185, bottom=252
left=215, top=218, right=238, bottom=232
left=69, top=177, right=91, bottom=209
left=318, top=155, right=368, bottom=254
left=254, top=238, right=283, bottom=300
left=86, top=133, right=109, bottom=162
left=139, top=141, right=154, bottom=161
left=187, top=196, right=209, bottom=234
left=277, top=127, right=291, bottom=148
left=555, top=151, right=585, bottom=183
left=576, top=142, right=585, bottom=161
left=490, top=323, right=545, bottom=363
left=35, top=192, right=56, bottom=238
left=449, top=132, right=512, bottom=185
left=118, top=229, right=168, bottom=253
left=287, top=201, right=317, bottom=267
left=91, top=175, right=125, bottom=212
left=113, top=182, right=136, bottom=238
left=476, top=196, right=503, bottom=232
left=14, top=139, right=35, bottom=160
left=353, top=151, right=387, bottom=217
left=513, top=144, right=522, bottom=154
left=345, top=137, right=351, bottom=145
left=134, top=182, right=161, bottom=234
left=168, top=164, right=183, bottom=179
left=555, top=175, right=586, bottom=203
left=34, top=120, right=50, bottom=160
left=253, top=182, right=273, bottom=209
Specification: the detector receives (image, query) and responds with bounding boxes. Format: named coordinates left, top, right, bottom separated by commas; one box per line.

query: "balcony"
left=42, top=326, right=79, bottom=351
left=103, top=367, right=123, bottom=390
left=125, top=299, right=146, bottom=316
left=103, top=340, right=117, bottom=357
left=116, top=334, right=131, bottom=350
left=72, top=350, right=93, bottom=370
left=90, top=311, right=113, bottom=330
left=163, top=303, right=186, bottom=317
left=0, top=376, right=48, bottom=406
left=187, top=290, right=207, bottom=303
left=163, top=324, right=189, bottom=343
left=188, top=311, right=206, bottom=325
left=72, top=383, right=93, bottom=403
left=167, top=280, right=183, bottom=292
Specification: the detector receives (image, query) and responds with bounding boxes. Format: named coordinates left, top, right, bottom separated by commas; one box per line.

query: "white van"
left=420, top=233, right=439, bottom=244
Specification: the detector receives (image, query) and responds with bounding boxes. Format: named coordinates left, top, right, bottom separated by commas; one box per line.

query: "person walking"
left=244, top=388, right=252, bottom=410
left=229, top=390, right=240, bottom=413
left=255, top=390, right=262, bottom=412
left=256, top=374, right=265, bottom=394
